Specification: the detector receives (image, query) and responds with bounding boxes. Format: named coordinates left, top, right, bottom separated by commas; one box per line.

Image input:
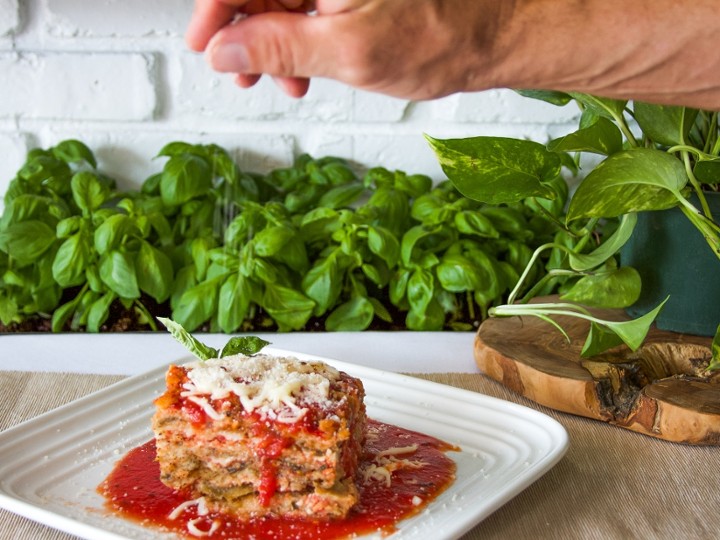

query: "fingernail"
left=208, top=43, right=250, bottom=73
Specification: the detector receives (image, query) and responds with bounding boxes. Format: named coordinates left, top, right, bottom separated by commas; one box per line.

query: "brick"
left=177, top=53, right=353, bottom=122
left=44, top=0, right=193, bottom=38
left=0, top=132, right=30, bottom=212
left=0, top=0, right=19, bottom=37
left=350, top=134, right=447, bottom=180
left=432, top=89, right=579, bottom=124
left=353, top=90, right=409, bottom=122
left=33, top=129, right=295, bottom=191
left=0, top=52, right=156, bottom=121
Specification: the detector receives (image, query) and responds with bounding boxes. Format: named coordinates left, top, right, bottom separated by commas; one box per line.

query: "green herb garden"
left=1, top=94, right=718, bottom=370
left=0, top=139, right=566, bottom=334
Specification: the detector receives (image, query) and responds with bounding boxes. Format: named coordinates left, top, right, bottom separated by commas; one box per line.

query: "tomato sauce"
left=98, top=419, right=458, bottom=539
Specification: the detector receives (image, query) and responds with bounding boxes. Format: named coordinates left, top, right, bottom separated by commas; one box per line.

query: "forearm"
left=483, top=0, right=720, bottom=109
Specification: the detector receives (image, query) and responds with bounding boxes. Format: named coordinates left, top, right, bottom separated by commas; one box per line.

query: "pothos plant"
left=427, top=92, right=720, bottom=369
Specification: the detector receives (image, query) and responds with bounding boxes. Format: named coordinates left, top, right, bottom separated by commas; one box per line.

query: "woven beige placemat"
left=1, top=371, right=718, bottom=540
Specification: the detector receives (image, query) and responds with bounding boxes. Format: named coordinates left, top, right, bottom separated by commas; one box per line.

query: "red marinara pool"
left=98, top=419, right=457, bottom=539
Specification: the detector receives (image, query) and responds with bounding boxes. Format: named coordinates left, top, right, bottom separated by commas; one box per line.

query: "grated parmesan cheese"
left=362, top=445, right=425, bottom=487
left=180, top=354, right=340, bottom=423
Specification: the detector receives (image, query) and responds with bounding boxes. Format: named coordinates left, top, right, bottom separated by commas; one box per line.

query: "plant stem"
left=507, top=242, right=556, bottom=304
left=678, top=151, right=713, bottom=218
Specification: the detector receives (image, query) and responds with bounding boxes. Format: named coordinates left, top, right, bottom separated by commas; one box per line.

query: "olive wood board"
left=475, top=297, right=719, bottom=445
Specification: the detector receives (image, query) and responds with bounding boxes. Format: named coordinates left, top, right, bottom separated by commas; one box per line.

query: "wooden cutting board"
left=475, top=297, right=720, bottom=445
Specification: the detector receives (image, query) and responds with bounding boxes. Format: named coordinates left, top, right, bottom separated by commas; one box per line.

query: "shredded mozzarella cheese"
left=180, top=354, right=340, bottom=423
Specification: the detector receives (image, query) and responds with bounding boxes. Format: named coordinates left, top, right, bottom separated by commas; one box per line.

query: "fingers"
left=186, top=0, right=243, bottom=52
left=186, top=0, right=317, bottom=52
left=206, top=12, right=327, bottom=80
left=234, top=73, right=311, bottom=98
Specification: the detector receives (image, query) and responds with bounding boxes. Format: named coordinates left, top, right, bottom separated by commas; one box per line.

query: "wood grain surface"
left=475, top=297, right=720, bottom=444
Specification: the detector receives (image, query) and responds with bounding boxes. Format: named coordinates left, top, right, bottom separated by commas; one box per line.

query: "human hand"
left=186, top=0, right=504, bottom=99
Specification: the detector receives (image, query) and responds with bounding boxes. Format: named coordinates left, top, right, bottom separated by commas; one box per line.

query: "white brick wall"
left=0, top=1, right=579, bottom=207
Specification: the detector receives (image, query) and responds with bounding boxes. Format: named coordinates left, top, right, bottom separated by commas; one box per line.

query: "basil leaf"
left=172, top=277, right=221, bottom=332
left=318, top=183, right=365, bottom=209
left=407, top=268, right=434, bottom=313
left=220, top=336, right=270, bottom=358
left=325, top=296, right=375, bottom=331
left=262, top=284, right=314, bottom=331
left=0, top=220, right=56, bottom=264
left=52, top=139, right=97, bottom=168
left=94, top=214, right=135, bottom=255
left=157, top=317, right=218, bottom=360
left=253, top=226, right=294, bottom=257
left=52, top=233, right=89, bottom=287
left=406, top=298, right=444, bottom=330
left=567, top=148, right=686, bottom=221
left=367, top=226, right=400, bottom=267
left=454, top=211, right=499, bottom=238
left=160, top=154, right=212, bottom=206
left=71, top=172, right=111, bottom=215
left=87, top=291, right=116, bottom=333
left=136, top=241, right=173, bottom=303
left=217, top=274, right=251, bottom=333
left=425, top=135, right=560, bottom=204
left=302, top=257, right=342, bottom=315
left=99, top=250, right=140, bottom=299
left=437, top=254, right=486, bottom=292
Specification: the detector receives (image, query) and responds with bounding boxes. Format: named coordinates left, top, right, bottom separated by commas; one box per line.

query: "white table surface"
left=0, top=331, right=479, bottom=375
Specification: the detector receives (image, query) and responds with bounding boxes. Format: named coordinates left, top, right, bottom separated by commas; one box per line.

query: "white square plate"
left=0, top=349, right=569, bottom=539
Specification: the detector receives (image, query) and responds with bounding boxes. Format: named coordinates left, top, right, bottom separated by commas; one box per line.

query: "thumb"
left=205, top=12, right=333, bottom=80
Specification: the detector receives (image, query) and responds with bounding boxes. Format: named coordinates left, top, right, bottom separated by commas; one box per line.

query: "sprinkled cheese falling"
left=180, top=354, right=340, bottom=422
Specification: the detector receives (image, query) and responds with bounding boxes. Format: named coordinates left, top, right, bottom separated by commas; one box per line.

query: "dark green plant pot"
left=620, top=191, right=720, bottom=337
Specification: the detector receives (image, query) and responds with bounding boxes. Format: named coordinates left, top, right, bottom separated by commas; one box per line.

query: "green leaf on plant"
left=71, top=172, right=111, bottom=215
left=709, top=324, right=720, bottom=371
left=425, top=135, right=561, bottom=204
left=582, top=296, right=669, bottom=355
left=52, top=140, right=97, bottom=168
left=160, top=154, right=212, bottom=206
left=0, top=220, right=56, bottom=264
left=693, top=158, right=720, bottom=185
left=52, top=233, right=89, bottom=287
left=568, top=93, right=627, bottom=120
left=87, top=291, right=116, bottom=333
left=325, top=296, right=375, bottom=331
left=548, top=117, right=623, bottom=156
left=99, top=250, right=140, bottom=299
left=560, top=266, right=641, bottom=308
left=514, top=89, right=573, bottom=106
left=136, top=241, right=173, bottom=303
left=217, top=274, right=252, bottom=333
left=633, top=103, right=698, bottom=147
left=567, top=148, right=686, bottom=221
left=568, top=213, right=637, bottom=271
left=580, top=322, right=625, bottom=357
left=262, top=285, right=315, bottom=332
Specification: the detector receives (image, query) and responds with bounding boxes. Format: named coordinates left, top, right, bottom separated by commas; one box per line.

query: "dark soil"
left=0, top=293, right=482, bottom=334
